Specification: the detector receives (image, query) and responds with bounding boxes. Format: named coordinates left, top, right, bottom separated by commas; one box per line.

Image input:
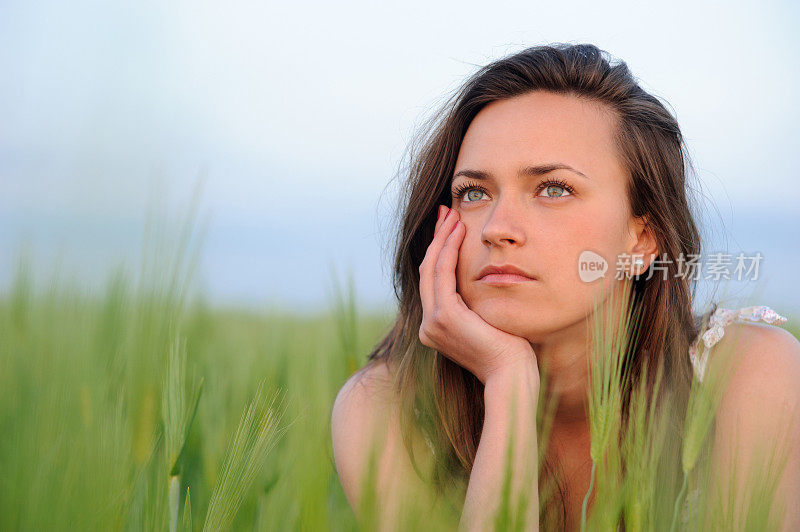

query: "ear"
left=627, top=215, right=659, bottom=270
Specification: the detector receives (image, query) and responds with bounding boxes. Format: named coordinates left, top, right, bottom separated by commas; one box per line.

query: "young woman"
left=330, top=43, right=800, bottom=531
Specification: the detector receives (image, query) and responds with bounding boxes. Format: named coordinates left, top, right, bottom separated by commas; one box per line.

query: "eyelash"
left=451, top=178, right=576, bottom=201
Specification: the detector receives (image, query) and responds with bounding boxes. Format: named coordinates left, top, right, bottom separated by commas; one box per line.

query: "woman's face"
left=452, top=90, right=655, bottom=342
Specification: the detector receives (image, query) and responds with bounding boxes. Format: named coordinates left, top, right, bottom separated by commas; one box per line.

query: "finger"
left=434, top=205, right=448, bottom=234
left=420, top=207, right=458, bottom=308
left=433, top=219, right=465, bottom=304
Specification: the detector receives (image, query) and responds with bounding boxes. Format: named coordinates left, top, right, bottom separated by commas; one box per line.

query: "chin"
left=467, top=297, right=539, bottom=337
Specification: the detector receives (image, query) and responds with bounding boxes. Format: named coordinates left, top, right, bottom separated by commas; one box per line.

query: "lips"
left=476, top=264, right=536, bottom=281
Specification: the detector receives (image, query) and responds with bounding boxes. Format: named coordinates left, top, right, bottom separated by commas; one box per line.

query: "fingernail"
left=438, top=205, right=445, bottom=219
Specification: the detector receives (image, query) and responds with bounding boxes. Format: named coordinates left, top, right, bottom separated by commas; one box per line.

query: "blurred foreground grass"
left=0, top=255, right=394, bottom=530
left=0, top=181, right=398, bottom=531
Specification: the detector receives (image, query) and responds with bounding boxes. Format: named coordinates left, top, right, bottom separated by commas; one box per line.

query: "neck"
left=532, top=316, right=592, bottom=429
left=532, top=279, right=636, bottom=434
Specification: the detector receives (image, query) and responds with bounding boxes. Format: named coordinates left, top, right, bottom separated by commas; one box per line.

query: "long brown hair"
left=362, top=42, right=712, bottom=528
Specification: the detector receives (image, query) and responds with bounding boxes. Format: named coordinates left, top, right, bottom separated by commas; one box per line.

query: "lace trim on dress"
left=688, top=305, right=788, bottom=383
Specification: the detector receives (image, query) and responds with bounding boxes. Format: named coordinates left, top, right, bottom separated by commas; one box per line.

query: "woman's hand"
left=418, top=205, right=538, bottom=385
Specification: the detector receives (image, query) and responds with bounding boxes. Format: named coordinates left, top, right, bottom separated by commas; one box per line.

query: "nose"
left=481, top=197, right=527, bottom=248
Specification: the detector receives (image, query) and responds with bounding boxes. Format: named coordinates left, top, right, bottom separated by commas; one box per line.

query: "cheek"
left=543, top=209, right=627, bottom=275
left=533, top=210, right=628, bottom=313
left=455, top=233, right=480, bottom=290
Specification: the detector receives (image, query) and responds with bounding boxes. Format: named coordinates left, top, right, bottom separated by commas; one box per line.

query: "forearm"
left=459, top=360, right=540, bottom=532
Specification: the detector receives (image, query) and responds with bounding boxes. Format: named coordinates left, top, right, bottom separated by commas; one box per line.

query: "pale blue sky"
left=1, top=0, right=798, bottom=313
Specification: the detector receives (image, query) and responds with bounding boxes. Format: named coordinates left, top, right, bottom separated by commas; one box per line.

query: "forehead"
left=454, top=91, right=625, bottom=183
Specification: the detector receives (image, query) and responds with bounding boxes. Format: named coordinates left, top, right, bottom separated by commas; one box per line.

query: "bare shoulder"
left=331, top=357, right=445, bottom=527
left=709, top=321, right=800, bottom=529
left=331, top=358, right=421, bottom=519
left=333, top=358, right=399, bottom=413
left=713, top=321, right=800, bottom=398
left=331, top=358, right=400, bottom=455
left=711, top=321, right=800, bottom=452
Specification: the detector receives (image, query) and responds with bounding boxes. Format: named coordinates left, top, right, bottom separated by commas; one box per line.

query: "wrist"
left=483, top=356, right=540, bottom=391
left=482, top=356, right=540, bottom=427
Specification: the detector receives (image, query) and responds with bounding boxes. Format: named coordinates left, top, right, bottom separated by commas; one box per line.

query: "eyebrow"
left=452, top=163, right=590, bottom=182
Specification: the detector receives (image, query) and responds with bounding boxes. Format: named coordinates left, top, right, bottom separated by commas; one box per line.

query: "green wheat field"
left=2, top=203, right=798, bottom=531
left=0, top=199, right=397, bottom=530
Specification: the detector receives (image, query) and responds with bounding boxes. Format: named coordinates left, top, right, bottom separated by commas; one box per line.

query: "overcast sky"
left=1, top=0, right=798, bottom=314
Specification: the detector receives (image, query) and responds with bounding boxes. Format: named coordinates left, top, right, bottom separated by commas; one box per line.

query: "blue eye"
left=451, top=181, right=488, bottom=202
left=537, top=183, right=573, bottom=198
left=463, top=188, right=486, bottom=202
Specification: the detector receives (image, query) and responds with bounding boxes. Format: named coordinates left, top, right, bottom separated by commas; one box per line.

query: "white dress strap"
left=689, top=305, right=788, bottom=383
